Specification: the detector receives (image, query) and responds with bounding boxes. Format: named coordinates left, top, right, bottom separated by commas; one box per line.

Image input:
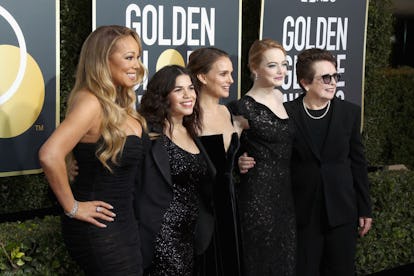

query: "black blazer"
left=134, top=131, right=216, bottom=268
left=284, top=95, right=372, bottom=227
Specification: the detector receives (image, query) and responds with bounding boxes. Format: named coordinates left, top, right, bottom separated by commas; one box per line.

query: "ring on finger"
left=96, top=206, right=103, bottom=213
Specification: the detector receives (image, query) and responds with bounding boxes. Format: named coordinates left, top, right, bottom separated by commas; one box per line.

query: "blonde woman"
left=39, top=25, right=147, bottom=275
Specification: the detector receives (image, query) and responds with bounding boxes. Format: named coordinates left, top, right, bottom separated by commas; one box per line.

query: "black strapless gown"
left=62, top=135, right=145, bottom=276
left=197, top=133, right=242, bottom=276
left=235, top=96, right=296, bottom=276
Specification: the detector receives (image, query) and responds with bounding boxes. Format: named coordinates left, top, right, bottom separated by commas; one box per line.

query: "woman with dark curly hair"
left=136, top=65, right=216, bottom=276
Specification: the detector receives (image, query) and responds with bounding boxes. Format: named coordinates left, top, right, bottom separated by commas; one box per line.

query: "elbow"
left=38, top=144, right=55, bottom=169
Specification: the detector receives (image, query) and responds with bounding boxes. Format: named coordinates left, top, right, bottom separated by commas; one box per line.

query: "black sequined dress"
left=235, top=96, right=296, bottom=276
left=148, top=137, right=208, bottom=276
left=62, top=135, right=145, bottom=275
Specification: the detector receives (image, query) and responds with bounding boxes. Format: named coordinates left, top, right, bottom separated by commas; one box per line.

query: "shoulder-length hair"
left=139, top=65, right=200, bottom=139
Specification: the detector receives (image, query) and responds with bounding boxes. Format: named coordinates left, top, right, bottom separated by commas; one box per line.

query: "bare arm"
left=39, top=91, right=115, bottom=227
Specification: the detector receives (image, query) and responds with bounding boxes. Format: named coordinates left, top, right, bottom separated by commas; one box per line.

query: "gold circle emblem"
left=156, top=49, right=185, bottom=71
left=0, top=45, right=45, bottom=138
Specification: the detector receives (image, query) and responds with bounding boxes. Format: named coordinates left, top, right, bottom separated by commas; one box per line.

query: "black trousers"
left=296, top=194, right=358, bottom=276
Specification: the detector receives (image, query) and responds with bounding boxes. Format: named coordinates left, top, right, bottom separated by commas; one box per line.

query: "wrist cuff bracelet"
left=65, top=200, right=79, bottom=218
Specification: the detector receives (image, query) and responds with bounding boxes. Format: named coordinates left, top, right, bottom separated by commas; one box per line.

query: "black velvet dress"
left=235, top=96, right=296, bottom=276
left=197, top=132, right=242, bottom=276
left=62, top=135, right=145, bottom=276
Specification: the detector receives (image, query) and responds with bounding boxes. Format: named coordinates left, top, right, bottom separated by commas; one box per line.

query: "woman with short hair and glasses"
left=283, top=48, right=373, bottom=276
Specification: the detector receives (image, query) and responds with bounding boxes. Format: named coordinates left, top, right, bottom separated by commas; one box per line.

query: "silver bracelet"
left=65, top=200, right=79, bottom=218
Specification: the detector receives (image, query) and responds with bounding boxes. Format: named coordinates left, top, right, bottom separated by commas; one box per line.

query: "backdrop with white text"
left=261, top=0, right=368, bottom=106
left=93, top=0, right=242, bottom=102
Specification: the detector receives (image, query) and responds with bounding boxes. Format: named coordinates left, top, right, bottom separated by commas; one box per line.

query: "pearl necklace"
left=302, top=98, right=331, bottom=120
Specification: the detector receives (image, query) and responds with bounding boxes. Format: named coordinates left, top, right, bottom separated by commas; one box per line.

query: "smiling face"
left=199, top=56, right=234, bottom=98
left=108, top=35, right=142, bottom=88
left=168, top=74, right=197, bottom=119
left=302, top=60, right=337, bottom=102
left=253, top=48, right=287, bottom=88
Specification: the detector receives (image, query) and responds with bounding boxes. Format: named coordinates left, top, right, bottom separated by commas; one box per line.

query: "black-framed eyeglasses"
left=315, top=73, right=341, bottom=84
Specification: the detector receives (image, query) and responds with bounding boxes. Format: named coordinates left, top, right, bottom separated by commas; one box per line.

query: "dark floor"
left=368, top=263, right=414, bottom=276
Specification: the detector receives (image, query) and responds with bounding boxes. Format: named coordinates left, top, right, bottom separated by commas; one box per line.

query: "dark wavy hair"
left=296, top=48, right=337, bottom=91
left=139, top=65, right=200, bottom=139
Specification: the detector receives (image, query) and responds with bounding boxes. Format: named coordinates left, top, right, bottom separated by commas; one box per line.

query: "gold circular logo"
left=0, top=5, right=45, bottom=138
left=156, top=49, right=185, bottom=71
left=0, top=45, right=45, bottom=138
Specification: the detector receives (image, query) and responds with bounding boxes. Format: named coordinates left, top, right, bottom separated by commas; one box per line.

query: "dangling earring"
left=254, top=73, right=258, bottom=81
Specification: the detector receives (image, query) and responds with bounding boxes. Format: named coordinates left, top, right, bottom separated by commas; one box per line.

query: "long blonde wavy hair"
left=66, top=25, right=146, bottom=171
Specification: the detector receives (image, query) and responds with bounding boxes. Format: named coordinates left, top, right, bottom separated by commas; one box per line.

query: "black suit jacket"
left=284, top=95, right=372, bottom=227
left=134, top=131, right=216, bottom=268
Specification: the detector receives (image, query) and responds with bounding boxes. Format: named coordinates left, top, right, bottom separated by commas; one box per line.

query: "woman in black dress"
left=137, top=65, right=216, bottom=276
left=39, top=25, right=147, bottom=275
left=232, top=39, right=296, bottom=275
left=187, top=47, right=245, bottom=276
